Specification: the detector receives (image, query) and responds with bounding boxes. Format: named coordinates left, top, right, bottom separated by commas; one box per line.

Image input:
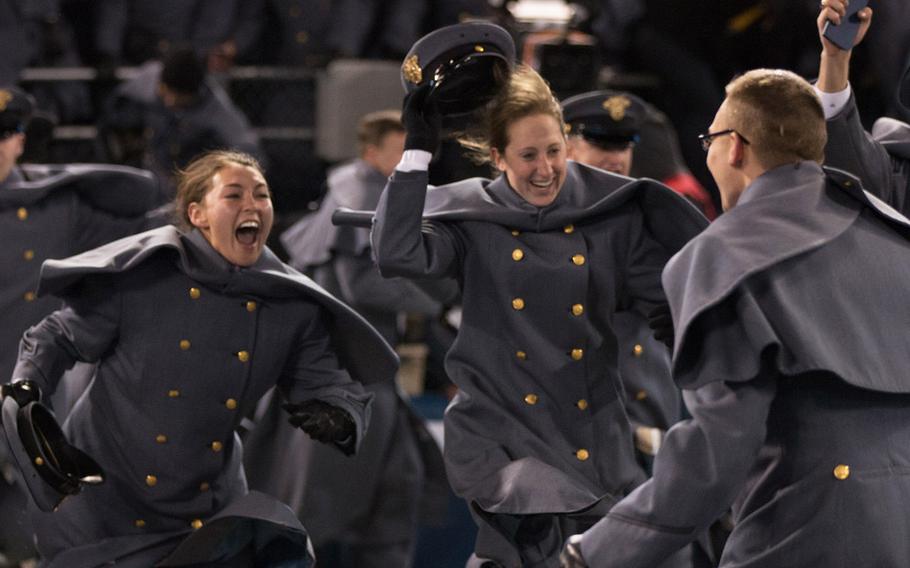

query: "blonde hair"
left=458, top=65, right=565, bottom=164
left=724, top=69, right=827, bottom=168
left=173, top=150, right=264, bottom=230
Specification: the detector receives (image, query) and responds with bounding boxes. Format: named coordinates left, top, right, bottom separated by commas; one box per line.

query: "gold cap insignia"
left=402, top=55, right=422, bottom=85
left=602, top=96, right=631, bottom=121
left=474, top=45, right=485, bottom=52
left=0, top=90, right=11, bottom=112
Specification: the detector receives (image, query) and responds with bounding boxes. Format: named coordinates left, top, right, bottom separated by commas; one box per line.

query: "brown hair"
left=356, top=110, right=405, bottom=156
left=173, top=150, right=264, bottom=229
left=723, top=69, right=826, bottom=168
left=458, top=65, right=565, bottom=164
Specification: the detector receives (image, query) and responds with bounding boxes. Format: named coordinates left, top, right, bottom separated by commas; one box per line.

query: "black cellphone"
left=822, top=0, right=870, bottom=51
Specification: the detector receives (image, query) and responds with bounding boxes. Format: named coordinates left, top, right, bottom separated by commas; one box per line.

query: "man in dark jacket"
left=562, top=68, right=910, bottom=567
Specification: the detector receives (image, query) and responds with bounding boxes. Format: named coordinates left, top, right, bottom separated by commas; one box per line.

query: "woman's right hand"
left=402, top=83, right=441, bottom=153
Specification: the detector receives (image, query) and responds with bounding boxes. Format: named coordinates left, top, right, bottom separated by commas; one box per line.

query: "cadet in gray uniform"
left=0, top=85, right=161, bottom=566
left=562, top=69, right=910, bottom=568
left=373, top=23, right=707, bottom=567
left=4, top=150, right=388, bottom=567
left=814, top=0, right=910, bottom=213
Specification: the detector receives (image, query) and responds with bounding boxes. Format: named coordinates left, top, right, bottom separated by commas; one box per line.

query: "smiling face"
left=187, top=162, right=273, bottom=266
left=491, top=113, right=567, bottom=207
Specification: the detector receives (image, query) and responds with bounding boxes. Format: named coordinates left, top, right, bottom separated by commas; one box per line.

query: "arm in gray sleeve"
left=579, top=374, right=776, bottom=567
left=13, top=276, right=121, bottom=396
left=825, top=94, right=905, bottom=211
left=334, top=252, right=442, bottom=316
left=278, top=304, right=373, bottom=453
left=371, top=170, right=463, bottom=280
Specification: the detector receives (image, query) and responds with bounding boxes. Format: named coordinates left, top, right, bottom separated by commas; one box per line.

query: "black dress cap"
left=401, top=21, right=515, bottom=118
left=561, top=90, right=647, bottom=148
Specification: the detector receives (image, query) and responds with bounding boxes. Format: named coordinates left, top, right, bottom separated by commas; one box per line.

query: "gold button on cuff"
left=155, top=434, right=167, bottom=444
left=135, top=519, right=146, bottom=528
left=633, top=344, right=644, bottom=357
left=16, top=207, right=27, bottom=220
left=511, top=248, right=524, bottom=261
left=191, top=519, right=203, bottom=530
left=577, top=399, right=589, bottom=410
left=635, top=390, right=648, bottom=401
left=23, top=291, right=36, bottom=302
left=35, top=456, right=44, bottom=466
left=168, top=390, right=180, bottom=398
left=511, top=229, right=520, bottom=237
left=199, top=482, right=211, bottom=492
left=246, top=301, right=257, bottom=312
left=524, top=394, right=538, bottom=405
left=237, top=350, right=250, bottom=362
left=511, top=298, right=525, bottom=310
left=833, top=464, right=850, bottom=480
left=146, top=475, right=158, bottom=487
left=571, top=254, right=586, bottom=266
left=570, top=348, right=584, bottom=361
left=211, top=441, right=223, bottom=452
left=23, top=249, right=35, bottom=261
left=516, top=350, right=527, bottom=361
left=571, top=304, right=584, bottom=316
left=576, top=449, right=590, bottom=461
left=564, top=224, right=575, bottom=234
left=225, top=398, right=238, bottom=410
left=189, top=287, right=201, bottom=299
left=179, top=339, right=191, bottom=350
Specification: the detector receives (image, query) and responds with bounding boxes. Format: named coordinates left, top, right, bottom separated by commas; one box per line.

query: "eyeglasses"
left=698, top=129, right=750, bottom=152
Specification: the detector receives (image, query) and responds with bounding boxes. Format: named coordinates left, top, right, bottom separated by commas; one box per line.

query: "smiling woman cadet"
left=370, top=22, right=707, bottom=567
left=2, top=150, right=395, bottom=567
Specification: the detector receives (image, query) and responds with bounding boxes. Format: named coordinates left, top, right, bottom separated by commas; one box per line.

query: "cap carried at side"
left=561, top=90, right=647, bottom=148
left=0, top=86, right=35, bottom=137
left=401, top=21, right=515, bottom=118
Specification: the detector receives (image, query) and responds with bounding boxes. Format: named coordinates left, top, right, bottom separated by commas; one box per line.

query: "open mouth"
left=530, top=178, right=554, bottom=189
left=235, top=220, right=261, bottom=246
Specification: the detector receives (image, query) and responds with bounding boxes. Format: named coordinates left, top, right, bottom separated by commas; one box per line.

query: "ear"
left=727, top=133, right=745, bottom=168
left=187, top=201, right=209, bottom=230
left=490, top=147, right=506, bottom=172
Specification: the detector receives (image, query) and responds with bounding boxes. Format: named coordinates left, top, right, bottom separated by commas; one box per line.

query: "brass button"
left=146, top=475, right=158, bottom=487
left=843, top=180, right=853, bottom=188
left=135, top=519, right=146, bottom=528
left=633, top=344, right=644, bottom=357
left=23, top=291, right=36, bottom=302
left=570, top=348, right=584, bottom=361
left=225, top=398, right=238, bottom=410
left=155, top=434, right=167, bottom=444
left=576, top=449, right=590, bottom=461
left=635, top=390, right=648, bottom=401
left=168, top=390, right=180, bottom=398
left=189, top=287, right=201, bottom=299
left=571, top=254, right=586, bottom=266
left=35, top=456, right=44, bottom=466
left=563, top=224, right=575, bottom=234
left=577, top=399, right=588, bottom=410
left=245, top=301, right=257, bottom=312
left=524, top=393, right=538, bottom=405
left=191, top=519, right=203, bottom=530
left=511, top=298, right=525, bottom=311
left=179, top=339, right=191, bottom=350
left=23, top=249, right=35, bottom=261
left=833, top=464, right=850, bottom=480
left=211, top=441, right=223, bottom=452
left=516, top=350, right=527, bottom=360
left=571, top=304, right=584, bottom=316
left=295, top=30, right=309, bottom=43
left=237, top=350, right=250, bottom=362
left=510, top=229, right=520, bottom=237
left=199, top=482, right=210, bottom=492
left=16, top=207, right=27, bottom=221
left=511, top=248, right=524, bottom=261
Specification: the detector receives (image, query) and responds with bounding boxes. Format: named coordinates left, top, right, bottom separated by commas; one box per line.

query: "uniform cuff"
left=397, top=150, right=432, bottom=172
left=813, top=83, right=851, bottom=120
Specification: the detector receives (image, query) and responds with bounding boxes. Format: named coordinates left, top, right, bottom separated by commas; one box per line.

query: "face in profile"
left=706, top=100, right=747, bottom=211
left=366, top=130, right=406, bottom=178
left=567, top=137, right=633, bottom=176
left=0, top=132, right=24, bottom=183
left=492, top=113, right=568, bottom=207
left=188, top=162, right=274, bottom=266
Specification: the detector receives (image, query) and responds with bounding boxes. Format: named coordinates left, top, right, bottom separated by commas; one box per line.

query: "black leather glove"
left=1, top=379, right=43, bottom=407
left=559, top=534, right=588, bottom=568
left=402, top=83, right=441, bottom=153
left=284, top=400, right=356, bottom=447
left=647, top=303, right=674, bottom=349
